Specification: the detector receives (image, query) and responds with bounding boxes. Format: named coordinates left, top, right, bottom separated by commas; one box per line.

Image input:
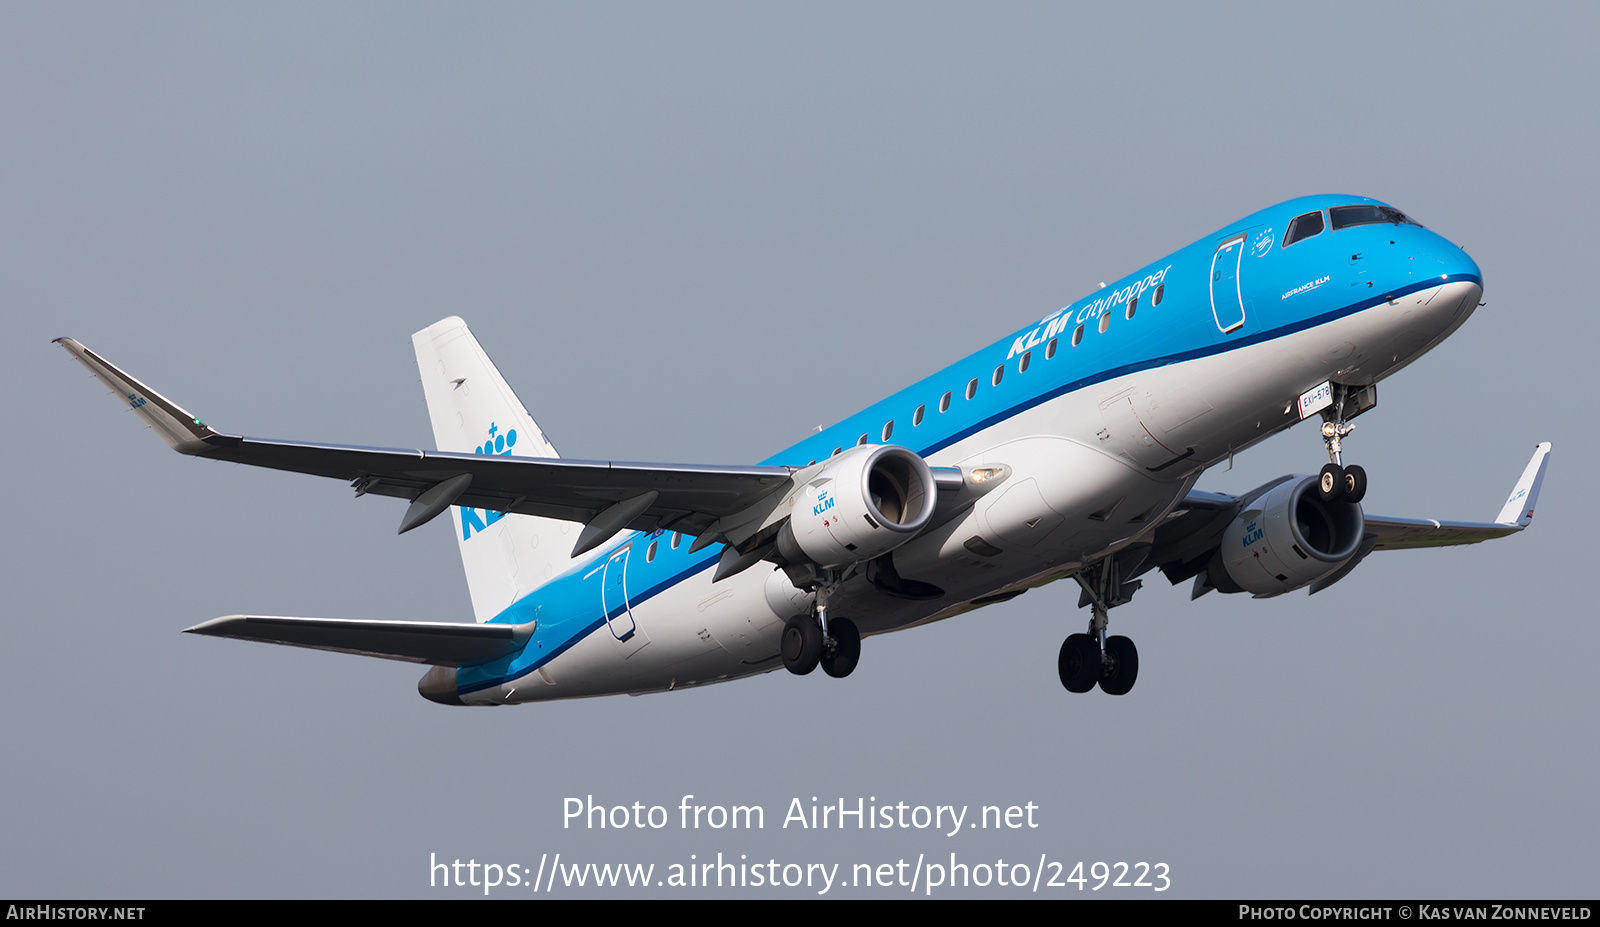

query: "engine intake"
left=776, top=445, right=936, bottom=568
left=1214, top=475, right=1365, bottom=597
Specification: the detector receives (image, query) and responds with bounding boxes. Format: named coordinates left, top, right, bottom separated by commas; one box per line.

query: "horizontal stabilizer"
left=185, top=615, right=533, bottom=665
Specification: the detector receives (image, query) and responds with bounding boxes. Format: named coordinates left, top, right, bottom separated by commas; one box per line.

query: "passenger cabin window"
left=670, top=531, right=681, bottom=549
left=882, top=421, right=893, bottom=442
left=965, top=378, right=978, bottom=400
left=991, top=365, right=1003, bottom=387
left=857, top=433, right=868, bottom=446
left=1072, top=324, right=1084, bottom=347
left=1329, top=204, right=1421, bottom=231
left=1152, top=284, right=1164, bottom=306
left=1283, top=210, right=1325, bottom=247
left=1126, top=296, right=1137, bottom=320
left=1045, top=337, right=1057, bottom=359
left=646, top=540, right=658, bottom=562
left=1098, top=313, right=1110, bottom=334
left=939, top=391, right=951, bottom=412
left=913, top=404, right=925, bottom=426
left=1018, top=350, right=1031, bottom=373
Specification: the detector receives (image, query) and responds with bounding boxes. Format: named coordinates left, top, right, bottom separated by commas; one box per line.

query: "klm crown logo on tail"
left=461, top=422, right=516, bottom=540
left=476, top=422, right=517, bottom=457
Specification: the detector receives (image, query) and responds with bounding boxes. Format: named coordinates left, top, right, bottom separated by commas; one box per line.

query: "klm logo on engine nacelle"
left=462, top=422, right=516, bottom=540
left=1242, top=521, right=1264, bottom=546
left=813, top=491, right=835, bottom=516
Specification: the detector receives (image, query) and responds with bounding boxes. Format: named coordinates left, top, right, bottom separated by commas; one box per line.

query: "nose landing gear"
left=1314, top=383, right=1373, bottom=504
left=1318, top=461, right=1367, bottom=504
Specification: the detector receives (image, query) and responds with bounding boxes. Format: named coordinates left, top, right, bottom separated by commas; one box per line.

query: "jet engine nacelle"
left=1214, top=475, right=1365, bottom=597
left=776, top=444, right=937, bottom=569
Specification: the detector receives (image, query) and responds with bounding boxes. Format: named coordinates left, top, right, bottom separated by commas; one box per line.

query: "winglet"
left=1494, top=442, right=1551, bottom=527
left=54, top=337, right=232, bottom=454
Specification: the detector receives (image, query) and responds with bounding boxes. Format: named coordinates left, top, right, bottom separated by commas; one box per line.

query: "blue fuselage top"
left=459, top=194, right=1481, bottom=694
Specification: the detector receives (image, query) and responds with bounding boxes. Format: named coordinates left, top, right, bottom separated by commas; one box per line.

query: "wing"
left=1148, top=443, right=1550, bottom=595
left=1364, top=441, right=1550, bottom=549
left=1359, top=516, right=1520, bottom=549
left=56, top=337, right=794, bottom=546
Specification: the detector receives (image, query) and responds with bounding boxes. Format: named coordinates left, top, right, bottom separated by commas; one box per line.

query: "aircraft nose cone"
left=1391, top=234, right=1481, bottom=335
left=1441, top=244, right=1481, bottom=283
left=418, top=665, right=463, bottom=705
left=1431, top=244, right=1483, bottom=327
left=1403, top=273, right=1482, bottom=345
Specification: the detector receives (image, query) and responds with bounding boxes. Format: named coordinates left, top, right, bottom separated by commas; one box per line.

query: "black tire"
left=1342, top=464, right=1367, bottom=504
left=781, top=615, right=823, bottom=676
left=1318, top=463, right=1344, bottom=502
left=821, top=617, right=861, bottom=678
left=1098, top=635, right=1139, bottom=696
left=1057, top=633, right=1101, bottom=693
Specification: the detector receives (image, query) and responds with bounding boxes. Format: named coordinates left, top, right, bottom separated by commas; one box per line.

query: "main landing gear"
left=1058, top=623, right=1140, bottom=696
left=780, top=614, right=861, bottom=678
left=1059, top=552, right=1143, bottom=696
left=1315, top=383, right=1371, bottom=504
left=782, top=580, right=862, bottom=679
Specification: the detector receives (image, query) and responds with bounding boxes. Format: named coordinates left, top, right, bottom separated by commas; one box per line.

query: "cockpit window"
left=1329, top=204, right=1422, bottom=231
left=1283, top=210, right=1325, bottom=247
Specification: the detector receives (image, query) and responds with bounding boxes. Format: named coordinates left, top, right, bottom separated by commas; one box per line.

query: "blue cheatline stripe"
left=457, top=273, right=1478, bottom=696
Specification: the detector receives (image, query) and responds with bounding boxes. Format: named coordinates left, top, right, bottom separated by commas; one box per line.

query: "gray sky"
left=3, top=2, right=1593, bottom=898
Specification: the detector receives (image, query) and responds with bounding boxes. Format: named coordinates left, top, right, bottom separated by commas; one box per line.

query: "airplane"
left=57, top=194, right=1550, bottom=705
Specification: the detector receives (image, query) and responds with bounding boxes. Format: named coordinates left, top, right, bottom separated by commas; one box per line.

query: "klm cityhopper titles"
left=59, top=195, right=1548, bottom=703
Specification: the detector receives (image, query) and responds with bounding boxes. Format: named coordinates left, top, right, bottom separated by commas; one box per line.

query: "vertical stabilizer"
left=413, top=317, right=580, bottom=622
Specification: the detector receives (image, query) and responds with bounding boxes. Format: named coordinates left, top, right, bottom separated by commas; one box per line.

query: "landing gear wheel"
left=821, top=617, right=861, bottom=678
left=1058, top=633, right=1101, bottom=693
left=1098, top=635, right=1139, bottom=696
left=1318, top=463, right=1345, bottom=501
left=1341, top=464, right=1367, bottom=504
left=781, top=615, right=823, bottom=675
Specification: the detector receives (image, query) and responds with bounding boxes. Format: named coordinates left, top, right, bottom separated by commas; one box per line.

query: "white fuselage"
left=458, top=278, right=1480, bottom=704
